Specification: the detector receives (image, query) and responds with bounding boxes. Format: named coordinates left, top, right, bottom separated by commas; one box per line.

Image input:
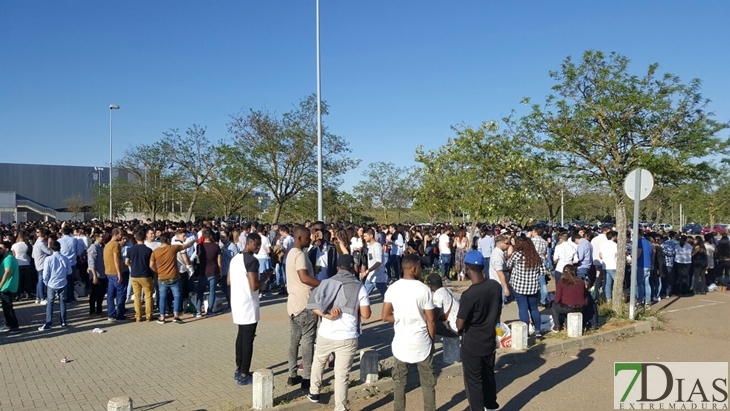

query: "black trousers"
left=551, top=302, right=583, bottom=330
left=236, top=323, right=258, bottom=376
left=18, top=265, right=36, bottom=296
left=0, top=291, right=19, bottom=329
left=89, top=278, right=107, bottom=314
left=461, top=350, right=498, bottom=411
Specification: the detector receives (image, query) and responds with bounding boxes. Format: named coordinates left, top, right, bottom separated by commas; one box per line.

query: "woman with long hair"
left=550, top=264, right=587, bottom=331
left=507, top=237, right=545, bottom=336
left=454, top=229, right=469, bottom=281
left=691, top=236, right=708, bottom=295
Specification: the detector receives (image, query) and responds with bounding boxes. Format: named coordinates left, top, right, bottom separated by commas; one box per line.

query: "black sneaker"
left=287, top=376, right=302, bottom=386
left=173, top=317, right=184, bottom=324
left=307, top=393, right=320, bottom=403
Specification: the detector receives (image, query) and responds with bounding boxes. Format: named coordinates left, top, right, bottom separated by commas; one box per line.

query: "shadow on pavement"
left=498, top=347, right=595, bottom=410
left=136, top=400, right=174, bottom=410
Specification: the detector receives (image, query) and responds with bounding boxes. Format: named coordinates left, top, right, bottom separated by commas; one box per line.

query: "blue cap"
left=464, top=250, right=484, bottom=266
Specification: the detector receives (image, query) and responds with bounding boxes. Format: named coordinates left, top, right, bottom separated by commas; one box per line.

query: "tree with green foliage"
left=415, top=121, right=544, bottom=223
left=115, top=142, right=183, bottom=221
left=518, top=50, right=729, bottom=313
left=160, top=124, right=219, bottom=222
left=353, top=162, right=413, bottom=222
left=206, top=145, right=257, bottom=219
left=227, top=95, right=354, bottom=223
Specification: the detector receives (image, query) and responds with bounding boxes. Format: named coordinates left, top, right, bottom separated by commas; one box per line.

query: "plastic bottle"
left=495, top=322, right=503, bottom=337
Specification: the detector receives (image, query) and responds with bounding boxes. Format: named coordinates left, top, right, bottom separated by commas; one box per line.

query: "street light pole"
left=109, top=104, right=120, bottom=221
left=315, top=0, right=324, bottom=221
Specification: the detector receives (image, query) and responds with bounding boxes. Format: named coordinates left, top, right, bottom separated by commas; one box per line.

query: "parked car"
left=713, top=224, right=728, bottom=234
left=682, top=224, right=703, bottom=234
left=657, top=223, right=673, bottom=231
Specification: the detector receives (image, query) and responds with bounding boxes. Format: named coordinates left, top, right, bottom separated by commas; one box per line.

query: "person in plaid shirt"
left=507, top=237, right=546, bottom=337
left=662, top=232, right=678, bottom=297
left=529, top=227, right=549, bottom=306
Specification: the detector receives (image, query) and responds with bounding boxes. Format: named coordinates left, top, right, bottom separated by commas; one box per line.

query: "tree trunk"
left=383, top=208, right=388, bottom=223
left=612, top=196, right=627, bottom=314
left=186, top=190, right=200, bottom=222
left=272, top=203, right=282, bottom=224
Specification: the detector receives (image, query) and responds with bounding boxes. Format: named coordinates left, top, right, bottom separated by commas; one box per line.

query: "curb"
left=272, top=320, right=654, bottom=410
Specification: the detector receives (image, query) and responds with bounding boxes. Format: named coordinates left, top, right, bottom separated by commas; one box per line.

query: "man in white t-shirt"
left=361, top=228, right=388, bottom=298
left=426, top=274, right=459, bottom=338
left=229, top=233, right=262, bottom=386
left=488, top=236, right=510, bottom=302
left=591, top=226, right=609, bottom=291
left=599, top=231, right=618, bottom=302
left=382, top=254, right=436, bottom=411
left=306, top=255, right=371, bottom=410
left=438, top=228, right=452, bottom=280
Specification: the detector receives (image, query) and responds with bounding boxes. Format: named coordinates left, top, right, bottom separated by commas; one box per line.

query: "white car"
left=657, top=223, right=673, bottom=231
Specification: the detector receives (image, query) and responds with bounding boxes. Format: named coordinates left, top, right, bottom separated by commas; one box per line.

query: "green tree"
left=115, top=142, right=183, bottom=221
left=353, top=162, right=413, bottom=222
left=227, top=95, right=354, bottom=223
left=415, top=121, right=543, bottom=223
left=160, top=124, right=219, bottom=222
left=518, top=50, right=729, bottom=313
left=206, top=145, right=257, bottom=219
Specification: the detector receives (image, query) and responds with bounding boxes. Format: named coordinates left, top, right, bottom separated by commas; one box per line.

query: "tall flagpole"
left=316, top=0, right=324, bottom=221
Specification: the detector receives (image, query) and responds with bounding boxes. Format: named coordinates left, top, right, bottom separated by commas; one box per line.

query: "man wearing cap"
left=306, top=254, right=371, bottom=410
left=456, top=250, right=503, bottom=411
left=427, top=273, right=460, bottom=338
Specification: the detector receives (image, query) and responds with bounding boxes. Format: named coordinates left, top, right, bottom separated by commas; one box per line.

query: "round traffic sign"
left=624, top=168, right=654, bottom=201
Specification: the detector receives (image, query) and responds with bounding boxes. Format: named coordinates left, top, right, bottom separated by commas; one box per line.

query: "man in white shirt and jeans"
left=306, top=254, right=371, bottom=410
left=361, top=228, right=388, bottom=298
left=382, top=254, right=437, bottom=411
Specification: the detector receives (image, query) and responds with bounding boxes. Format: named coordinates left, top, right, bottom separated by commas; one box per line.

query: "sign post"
left=624, top=168, right=654, bottom=320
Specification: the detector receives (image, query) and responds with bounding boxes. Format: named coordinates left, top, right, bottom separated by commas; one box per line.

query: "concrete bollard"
left=442, top=337, right=461, bottom=364
left=511, top=321, right=528, bottom=350
left=252, top=369, right=274, bottom=410
left=107, top=396, right=133, bottom=411
left=360, top=349, right=379, bottom=384
left=567, top=312, right=583, bottom=338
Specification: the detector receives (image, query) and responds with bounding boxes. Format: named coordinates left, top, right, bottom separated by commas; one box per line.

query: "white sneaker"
left=35, top=299, right=41, bottom=304
left=40, top=299, right=47, bottom=305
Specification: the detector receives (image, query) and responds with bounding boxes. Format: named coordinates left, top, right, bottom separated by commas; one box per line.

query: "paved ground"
left=2, top=281, right=727, bottom=411
left=0, top=281, right=493, bottom=411
left=342, top=291, right=730, bottom=411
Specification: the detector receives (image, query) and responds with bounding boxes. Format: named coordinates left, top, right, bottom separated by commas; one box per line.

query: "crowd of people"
left=1, top=217, right=727, bottom=410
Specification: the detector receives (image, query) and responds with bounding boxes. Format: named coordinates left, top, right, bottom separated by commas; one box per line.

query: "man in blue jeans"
left=636, top=232, right=654, bottom=308
left=574, top=232, right=593, bottom=280
left=104, top=228, right=127, bottom=322
left=39, top=241, right=70, bottom=330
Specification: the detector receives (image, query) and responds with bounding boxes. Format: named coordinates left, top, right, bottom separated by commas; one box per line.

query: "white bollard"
left=567, top=312, right=583, bottom=338
left=442, top=337, right=461, bottom=364
left=360, top=349, right=379, bottom=383
left=107, top=397, right=133, bottom=411
left=511, top=321, right=528, bottom=350
left=252, top=369, right=274, bottom=410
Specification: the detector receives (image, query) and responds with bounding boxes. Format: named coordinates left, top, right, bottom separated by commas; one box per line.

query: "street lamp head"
left=109, top=104, right=120, bottom=110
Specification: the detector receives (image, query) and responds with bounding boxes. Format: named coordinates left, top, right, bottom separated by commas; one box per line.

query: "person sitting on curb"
left=550, top=264, right=588, bottom=332
left=426, top=273, right=460, bottom=338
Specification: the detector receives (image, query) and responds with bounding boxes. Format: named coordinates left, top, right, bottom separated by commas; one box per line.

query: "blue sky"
left=2, top=1, right=729, bottom=191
